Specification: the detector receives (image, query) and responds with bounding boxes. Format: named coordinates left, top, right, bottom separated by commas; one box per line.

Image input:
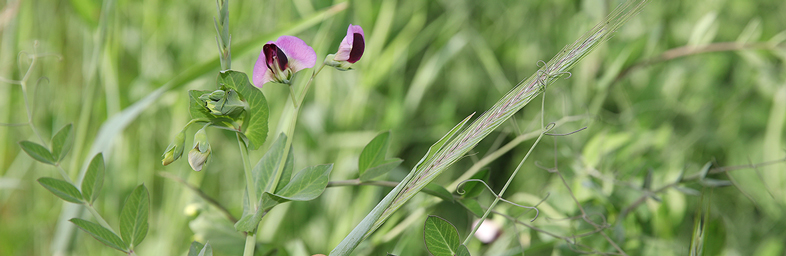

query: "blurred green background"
left=1, top=0, right=785, bottom=255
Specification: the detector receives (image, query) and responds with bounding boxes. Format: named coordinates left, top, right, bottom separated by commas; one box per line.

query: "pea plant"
left=19, top=0, right=744, bottom=255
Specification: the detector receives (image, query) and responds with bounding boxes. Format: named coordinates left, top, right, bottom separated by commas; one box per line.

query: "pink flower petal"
left=274, top=35, right=316, bottom=73
left=335, top=24, right=365, bottom=63
left=252, top=44, right=276, bottom=88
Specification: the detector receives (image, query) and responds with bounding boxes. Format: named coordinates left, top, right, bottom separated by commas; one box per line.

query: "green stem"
left=238, top=132, right=258, bottom=256
left=55, top=164, right=74, bottom=184
left=288, top=85, right=299, bottom=109
left=243, top=232, right=256, bottom=256
left=268, top=64, right=325, bottom=194
left=19, top=52, right=47, bottom=147
left=462, top=127, right=549, bottom=245
left=298, top=63, right=325, bottom=105
left=463, top=92, right=551, bottom=246
left=238, top=133, right=256, bottom=210
left=85, top=204, right=116, bottom=233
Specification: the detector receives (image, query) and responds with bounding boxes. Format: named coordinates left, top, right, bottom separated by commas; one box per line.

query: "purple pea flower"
left=253, top=35, right=316, bottom=88
left=325, top=24, right=365, bottom=71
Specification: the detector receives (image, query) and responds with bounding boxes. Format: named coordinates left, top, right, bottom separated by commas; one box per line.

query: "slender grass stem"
left=463, top=92, right=552, bottom=245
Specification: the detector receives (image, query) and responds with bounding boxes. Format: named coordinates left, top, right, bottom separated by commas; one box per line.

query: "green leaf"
left=359, top=158, right=403, bottom=182
left=700, top=178, right=732, bottom=187
left=698, top=161, right=713, bottom=180
left=415, top=113, right=474, bottom=171
left=198, top=242, right=213, bottom=256
left=19, top=141, right=55, bottom=165
left=38, top=177, right=84, bottom=204
left=218, top=71, right=269, bottom=150
left=456, top=245, right=471, bottom=256
left=271, top=164, right=333, bottom=201
left=81, top=154, right=105, bottom=204
left=119, top=184, right=149, bottom=248
left=253, top=134, right=293, bottom=197
left=51, top=123, right=74, bottom=161
left=460, top=169, right=490, bottom=198
left=675, top=167, right=687, bottom=183
left=188, top=241, right=205, bottom=256
left=70, top=218, right=128, bottom=253
left=359, top=131, right=391, bottom=174
left=424, top=215, right=463, bottom=256
left=643, top=169, right=653, bottom=190
left=675, top=186, right=701, bottom=196
left=234, top=193, right=281, bottom=232
left=425, top=183, right=454, bottom=202
left=189, top=90, right=219, bottom=120
left=458, top=198, right=484, bottom=217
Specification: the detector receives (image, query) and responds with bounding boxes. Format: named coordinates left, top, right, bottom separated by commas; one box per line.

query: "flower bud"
left=188, top=128, right=211, bottom=172
left=325, top=24, right=365, bottom=71
left=199, top=89, right=245, bottom=117
left=162, top=130, right=186, bottom=165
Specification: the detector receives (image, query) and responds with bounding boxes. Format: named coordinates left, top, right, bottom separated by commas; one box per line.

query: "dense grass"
left=1, top=0, right=785, bottom=255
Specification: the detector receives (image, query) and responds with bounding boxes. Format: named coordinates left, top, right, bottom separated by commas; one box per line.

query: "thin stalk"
left=238, top=133, right=256, bottom=211
left=463, top=93, right=551, bottom=245
left=288, top=85, right=299, bottom=108
left=55, top=164, right=74, bottom=184
left=19, top=54, right=47, bottom=146
left=243, top=233, right=256, bottom=256
left=238, top=133, right=258, bottom=256
left=268, top=64, right=325, bottom=194
left=84, top=204, right=116, bottom=233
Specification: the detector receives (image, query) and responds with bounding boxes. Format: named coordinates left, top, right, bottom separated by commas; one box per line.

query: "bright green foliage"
left=119, top=184, right=149, bottom=248
left=253, top=134, right=293, bottom=196
left=270, top=164, right=333, bottom=201
left=458, top=199, right=484, bottom=218
left=423, top=215, right=464, bottom=256
left=51, top=124, right=73, bottom=161
left=237, top=139, right=331, bottom=233
left=425, top=183, right=454, bottom=202
left=187, top=241, right=206, bottom=256
left=19, top=141, right=55, bottom=165
left=69, top=218, right=128, bottom=253
left=81, top=154, right=105, bottom=205
left=188, top=241, right=213, bottom=256
left=186, top=70, right=269, bottom=150
left=37, top=178, right=83, bottom=204
left=460, top=169, right=490, bottom=198
left=359, top=131, right=391, bottom=174
left=6, top=0, right=786, bottom=255
left=358, top=131, right=403, bottom=181
left=217, top=70, right=269, bottom=150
